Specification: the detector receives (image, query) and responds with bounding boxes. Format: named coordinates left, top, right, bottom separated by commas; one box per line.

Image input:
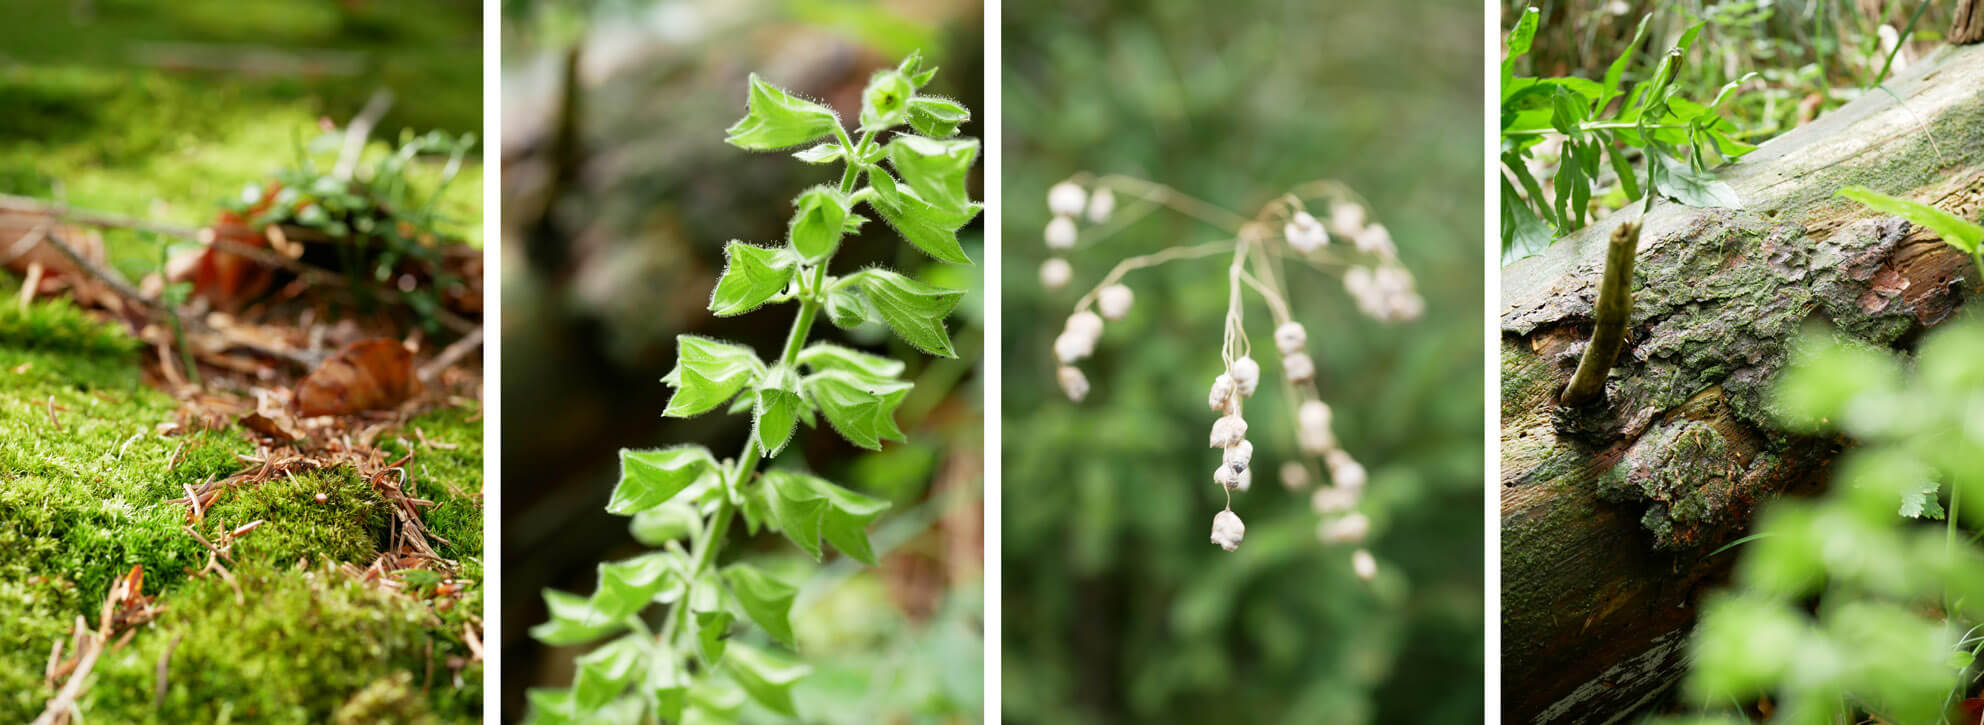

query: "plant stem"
left=1561, top=220, right=1640, bottom=408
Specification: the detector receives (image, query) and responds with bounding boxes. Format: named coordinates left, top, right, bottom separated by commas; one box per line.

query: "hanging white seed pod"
left=1392, top=293, right=1426, bottom=321
left=1214, top=463, right=1242, bottom=490
left=1232, top=465, right=1252, bottom=492
left=1045, top=215, right=1078, bottom=249
left=1048, top=181, right=1087, bottom=217
left=1207, top=374, right=1235, bottom=413
left=1355, top=223, right=1395, bottom=257
left=1274, top=322, right=1307, bottom=355
left=1326, top=449, right=1367, bottom=492
left=1352, top=549, right=1377, bottom=581
left=1344, top=266, right=1375, bottom=301
left=1328, top=200, right=1367, bottom=238
left=1057, top=366, right=1090, bottom=402
left=1230, top=357, right=1261, bottom=397
left=1039, top=258, right=1072, bottom=290
left=1097, top=284, right=1134, bottom=320
left=1319, top=511, right=1370, bottom=543
left=1279, top=461, right=1310, bottom=490
left=1297, top=400, right=1335, bottom=454
left=1053, top=330, right=1094, bottom=364
left=1282, top=352, right=1315, bottom=384
left=1065, top=310, right=1105, bottom=341
left=1282, top=211, right=1329, bottom=252
left=1087, top=187, right=1115, bottom=223
left=1222, top=439, right=1253, bottom=474
left=1209, top=414, right=1248, bottom=448
left=1210, top=510, right=1245, bottom=552
left=1310, top=485, right=1358, bottom=514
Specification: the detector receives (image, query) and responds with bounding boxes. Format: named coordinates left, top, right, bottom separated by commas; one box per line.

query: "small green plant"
left=1661, top=319, right=1984, bottom=724
left=1500, top=6, right=1756, bottom=264
left=524, top=53, right=976, bottom=723
left=1837, top=186, right=1984, bottom=279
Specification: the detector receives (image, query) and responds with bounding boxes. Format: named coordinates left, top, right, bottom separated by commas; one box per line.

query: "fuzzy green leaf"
left=722, top=643, right=812, bottom=718
left=887, top=135, right=978, bottom=216
left=644, top=655, right=688, bottom=722
left=530, top=590, right=627, bottom=646
left=710, top=242, right=796, bottom=316
left=761, top=470, right=892, bottom=564
left=607, top=446, right=719, bottom=515
left=859, top=69, right=914, bottom=131
left=752, top=365, right=806, bottom=457
left=824, top=286, right=874, bottom=330
left=908, top=96, right=969, bottom=138
left=591, top=552, right=678, bottom=621
left=797, top=342, right=906, bottom=378
left=693, top=610, right=733, bottom=668
left=722, top=564, right=798, bottom=648
left=1652, top=153, right=1741, bottom=210
left=791, top=143, right=844, bottom=164
left=573, top=634, right=648, bottom=708
left=725, top=73, right=841, bottom=151
left=866, top=170, right=978, bottom=264
left=629, top=501, right=702, bottom=545
left=855, top=268, right=966, bottom=357
left=803, top=370, right=912, bottom=450
left=1838, top=187, right=1983, bottom=254
left=788, top=186, right=852, bottom=263
left=662, top=336, right=766, bottom=417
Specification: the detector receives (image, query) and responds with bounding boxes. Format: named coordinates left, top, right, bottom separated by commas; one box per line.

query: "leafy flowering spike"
left=860, top=68, right=915, bottom=131
left=1210, top=510, right=1245, bottom=552
left=787, top=186, right=851, bottom=262
left=725, top=73, right=841, bottom=151
left=1097, top=284, right=1134, bottom=320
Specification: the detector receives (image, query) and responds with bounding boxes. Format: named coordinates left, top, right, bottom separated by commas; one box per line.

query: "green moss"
left=0, top=295, right=142, bottom=357
left=377, top=403, right=485, bottom=577
left=203, top=469, right=390, bottom=566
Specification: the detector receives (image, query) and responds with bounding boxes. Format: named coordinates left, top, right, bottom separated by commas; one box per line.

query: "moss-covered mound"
left=0, top=297, right=483, bottom=721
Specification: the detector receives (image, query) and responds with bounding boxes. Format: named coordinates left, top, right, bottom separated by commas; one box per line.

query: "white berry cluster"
left=1205, top=356, right=1262, bottom=551
left=1344, top=264, right=1424, bottom=323
left=1039, top=180, right=1115, bottom=291
left=1053, top=310, right=1105, bottom=402
left=1285, top=199, right=1422, bottom=324
left=1281, top=397, right=1378, bottom=581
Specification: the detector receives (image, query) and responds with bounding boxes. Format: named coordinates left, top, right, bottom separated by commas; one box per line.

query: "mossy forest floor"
left=1, top=2, right=484, bottom=720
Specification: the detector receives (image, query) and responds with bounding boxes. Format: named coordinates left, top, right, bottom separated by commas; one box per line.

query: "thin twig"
left=31, top=620, right=100, bottom=725
left=153, top=631, right=184, bottom=709
left=1562, top=220, right=1641, bottom=407
left=417, top=326, right=483, bottom=384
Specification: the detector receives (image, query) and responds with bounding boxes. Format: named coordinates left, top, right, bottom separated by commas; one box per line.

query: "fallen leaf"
left=295, top=338, right=420, bottom=416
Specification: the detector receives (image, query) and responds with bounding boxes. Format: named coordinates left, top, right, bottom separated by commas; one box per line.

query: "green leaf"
left=644, top=654, right=688, bottom=722
left=797, top=343, right=906, bottom=378
left=525, top=688, right=579, bottom=723
left=866, top=169, right=979, bottom=264
left=530, top=590, right=627, bottom=646
left=752, top=365, right=805, bottom=457
left=791, top=143, right=844, bottom=164
left=709, top=242, right=796, bottom=316
left=897, top=50, right=937, bottom=88
left=725, top=73, right=841, bottom=151
left=1838, top=187, right=1983, bottom=254
left=1500, top=176, right=1553, bottom=266
left=1501, top=7, right=1541, bottom=98
left=573, top=634, right=647, bottom=708
left=722, top=643, right=813, bottom=718
left=859, top=69, right=914, bottom=131
left=1653, top=153, right=1741, bottom=209
left=629, top=501, right=702, bottom=546
left=908, top=96, right=970, bottom=138
left=762, top=470, right=892, bottom=564
left=1598, top=14, right=1652, bottom=111
left=887, top=135, right=978, bottom=216
left=607, top=446, right=719, bottom=515
left=591, top=552, right=678, bottom=621
left=1899, top=483, right=1946, bottom=520
left=693, top=610, right=733, bottom=668
left=824, top=286, right=874, bottom=330
left=662, top=336, right=766, bottom=417
left=722, top=564, right=798, bottom=648
left=803, top=370, right=912, bottom=450
left=788, top=186, right=852, bottom=263
left=855, top=268, right=966, bottom=357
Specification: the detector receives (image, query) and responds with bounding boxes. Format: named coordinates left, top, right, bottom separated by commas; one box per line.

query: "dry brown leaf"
left=295, top=338, right=420, bottom=417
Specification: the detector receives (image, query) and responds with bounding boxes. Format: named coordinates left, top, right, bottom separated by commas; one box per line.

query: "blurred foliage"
left=1656, top=316, right=1984, bottom=723
left=1002, top=0, right=1483, bottom=722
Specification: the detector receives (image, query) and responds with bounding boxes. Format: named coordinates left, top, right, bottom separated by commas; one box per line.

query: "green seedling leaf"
left=887, top=135, right=978, bottom=216
left=855, top=268, right=966, bottom=357
left=607, top=446, right=720, bottom=515
left=645, top=654, right=688, bottom=722
left=897, top=50, right=937, bottom=88
left=629, top=501, right=703, bottom=545
left=762, top=470, right=892, bottom=564
left=693, top=610, right=734, bottom=668
left=1838, top=187, right=1983, bottom=254
left=573, top=634, right=648, bottom=708
left=803, top=370, right=912, bottom=450
left=1653, top=153, right=1741, bottom=209
left=662, top=336, right=766, bottom=417
left=865, top=169, right=979, bottom=264
left=798, top=342, right=907, bottom=378
left=725, top=73, right=842, bottom=151
left=591, top=552, right=678, bottom=621
left=788, top=186, right=852, bottom=263
left=722, top=564, right=798, bottom=648
left=909, top=96, right=969, bottom=137
left=860, top=69, right=914, bottom=131
left=752, top=365, right=806, bottom=457
left=530, top=589, right=627, bottom=646
left=722, top=643, right=813, bottom=717
left=791, top=143, right=844, bottom=164
left=710, top=242, right=796, bottom=316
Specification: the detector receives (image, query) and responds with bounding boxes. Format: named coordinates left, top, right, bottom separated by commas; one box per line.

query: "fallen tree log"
left=1500, top=43, right=1984, bottom=724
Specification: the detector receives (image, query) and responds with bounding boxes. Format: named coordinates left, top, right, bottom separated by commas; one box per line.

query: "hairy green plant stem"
left=659, top=126, right=877, bottom=653
left=1561, top=220, right=1640, bottom=408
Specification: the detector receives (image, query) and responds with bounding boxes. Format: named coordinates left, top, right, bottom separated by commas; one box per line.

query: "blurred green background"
left=1001, top=0, right=1485, bottom=723
left=497, top=0, right=985, bottom=721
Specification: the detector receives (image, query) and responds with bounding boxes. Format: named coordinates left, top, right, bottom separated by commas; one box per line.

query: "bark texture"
left=1501, top=44, right=1984, bottom=724
left=1956, top=0, right=1984, bottom=45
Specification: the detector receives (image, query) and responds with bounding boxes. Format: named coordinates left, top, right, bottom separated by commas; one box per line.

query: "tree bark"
left=1956, top=0, right=1983, bottom=45
left=1501, top=44, right=1984, bottom=724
